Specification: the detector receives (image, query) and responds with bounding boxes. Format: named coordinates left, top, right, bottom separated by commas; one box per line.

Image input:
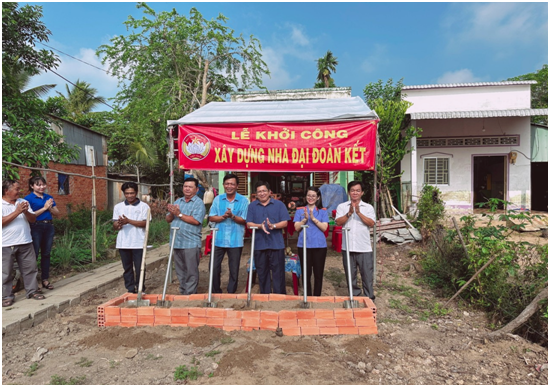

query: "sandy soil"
left=2, top=231, right=547, bottom=385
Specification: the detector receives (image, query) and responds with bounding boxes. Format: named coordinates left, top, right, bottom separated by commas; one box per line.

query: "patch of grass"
left=388, top=298, right=413, bottom=314
left=109, top=360, right=120, bottom=369
left=431, top=324, right=439, bottom=330
left=145, top=354, right=162, bottom=360
left=25, top=362, right=41, bottom=377
left=174, top=365, right=203, bottom=381
left=49, top=375, right=87, bottom=385
left=220, top=337, right=234, bottom=345
left=205, top=350, right=221, bottom=358
left=75, top=357, right=93, bottom=367
left=324, top=267, right=346, bottom=287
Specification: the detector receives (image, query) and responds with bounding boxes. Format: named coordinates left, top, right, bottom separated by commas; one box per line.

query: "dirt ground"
left=2, top=229, right=548, bottom=385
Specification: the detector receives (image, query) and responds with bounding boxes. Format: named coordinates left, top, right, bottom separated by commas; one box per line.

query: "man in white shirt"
left=113, top=182, right=150, bottom=294
left=2, top=180, right=45, bottom=307
left=335, top=181, right=376, bottom=300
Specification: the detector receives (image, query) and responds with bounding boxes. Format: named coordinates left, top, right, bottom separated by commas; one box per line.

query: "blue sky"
left=25, top=2, right=548, bottom=112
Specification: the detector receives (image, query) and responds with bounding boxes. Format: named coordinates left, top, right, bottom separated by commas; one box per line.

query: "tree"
left=2, top=65, right=56, bottom=98
left=362, top=78, right=422, bottom=217
left=507, top=65, right=548, bottom=125
left=56, top=79, right=106, bottom=118
left=97, top=2, right=270, bottom=184
left=315, top=50, right=338, bottom=88
left=2, top=3, right=79, bottom=179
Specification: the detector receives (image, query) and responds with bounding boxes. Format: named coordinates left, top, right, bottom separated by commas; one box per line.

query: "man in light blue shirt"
left=166, top=178, right=206, bottom=294
left=208, top=173, right=249, bottom=293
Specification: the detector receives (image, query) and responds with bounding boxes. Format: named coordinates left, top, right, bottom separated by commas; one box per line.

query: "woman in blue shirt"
left=294, top=186, right=329, bottom=296
left=25, top=176, right=59, bottom=290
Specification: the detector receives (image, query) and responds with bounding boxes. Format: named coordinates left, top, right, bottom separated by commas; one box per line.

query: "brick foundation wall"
left=97, top=293, right=378, bottom=336
left=17, top=162, right=108, bottom=217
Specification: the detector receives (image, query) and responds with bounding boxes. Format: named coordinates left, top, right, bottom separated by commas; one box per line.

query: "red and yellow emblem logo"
left=182, top=133, right=211, bottom=161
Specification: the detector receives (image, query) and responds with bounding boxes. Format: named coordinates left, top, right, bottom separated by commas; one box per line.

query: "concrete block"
left=57, top=299, right=71, bottom=312
left=69, top=296, right=81, bottom=306
left=33, top=307, right=51, bottom=326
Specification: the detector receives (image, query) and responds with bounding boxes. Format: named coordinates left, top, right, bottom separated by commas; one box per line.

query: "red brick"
left=154, top=316, right=172, bottom=325
left=189, top=294, right=206, bottom=301
left=260, top=311, right=278, bottom=321
left=206, top=308, right=227, bottom=318
left=104, top=315, right=121, bottom=323
left=223, top=318, right=242, bottom=327
left=253, top=294, right=270, bottom=302
left=338, top=326, right=359, bottom=335
left=307, top=296, right=335, bottom=303
left=281, top=327, right=301, bottom=336
left=364, top=297, right=376, bottom=310
left=241, top=311, right=260, bottom=320
left=173, top=295, right=190, bottom=301
left=121, top=316, right=137, bottom=323
left=225, top=310, right=243, bottom=319
left=260, top=319, right=278, bottom=330
left=358, top=326, right=378, bottom=335
left=170, top=308, right=189, bottom=317
left=241, top=326, right=259, bottom=331
left=188, top=308, right=207, bottom=317
left=105, top=307, right=120, bottom=316
left=355, top=318, right=376, bottom=327
left=316, top=319, right=337, bottom=327
left=104, top=321, right=121, bottom=327
left=171, top=316, right=189, bottom=325
left=284, top=295, right=302, bottom=301
left=236, top=294, right=249, bottom=300
left=120, top=321, right=136, bottom=327
left=188, top=316, right=207, bottom=326
left=214, top=294, right=237, bottom=299
left=278, top=310, right=297, bottom=320
left=137, top=318, right=155, bottom=326
left=154, top=308, right=171, bottom=317
left=296, top=310, right=315, bottom=319
left=334, top=296, right=350, bottom=303
left=334, top=309, right=354, bottom=319
left=206, top=318, right=225, bottom=327
left=314, top=310, right=334, bottom=319
left=137, top=307, right=154, bottom=316
left=278, top=319, right=298, bottom=328
left=335, top=319, right=356, bottom=327
left=269, top=294, right=286, bottom=301
left=353, top=308, right=374, bottom=318
left=242, top=318, right=260, bottom=328
left=297, top=319, right=317, bottom=327
left=121, top=308, right=137, bottom=317
left=300, top=327, right=320, bottom=335
left=223, top=326, right=241, bottom=332
left=319, top=327, right=339, bottom=335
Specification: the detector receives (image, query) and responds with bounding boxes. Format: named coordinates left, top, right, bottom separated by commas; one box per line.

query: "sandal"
left=42, top=280, right=54, bottom=290
left=29, top=292, right=46, bottom=300
left=2, top=299, right=14, bottom=307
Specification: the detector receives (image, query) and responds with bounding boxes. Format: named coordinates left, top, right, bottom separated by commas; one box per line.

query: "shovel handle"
left=137, top=209, right=151, bottom=301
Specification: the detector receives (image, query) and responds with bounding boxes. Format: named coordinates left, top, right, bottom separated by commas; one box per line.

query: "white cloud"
left=290, top=25, right=310, bottom=47
left=360, top=44, right=388, bottom=74
left=443, top=3, right=547, bottom=51
left=436, top=69, right=483, bottom=84
left=260, top=47, right=301, bottom=90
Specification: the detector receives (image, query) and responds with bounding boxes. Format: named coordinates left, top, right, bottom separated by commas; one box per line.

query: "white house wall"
left=402, top=116, right=531, bottom=213
left=404, top=85, right=531, bottom=113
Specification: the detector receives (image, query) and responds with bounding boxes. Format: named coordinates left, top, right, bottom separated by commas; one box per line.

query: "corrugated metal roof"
left=409, top=109, right=548, bottom=120
left=403, top=81, right=537, bottom=90
left=168, top=96, right=378, bottom=125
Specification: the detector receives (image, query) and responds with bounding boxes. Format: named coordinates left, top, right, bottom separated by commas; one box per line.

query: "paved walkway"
left=2, top=244, right=172, bottom=336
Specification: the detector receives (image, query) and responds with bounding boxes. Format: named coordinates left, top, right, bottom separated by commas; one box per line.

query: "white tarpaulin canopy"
left=167, top=96, right=378, bottom=125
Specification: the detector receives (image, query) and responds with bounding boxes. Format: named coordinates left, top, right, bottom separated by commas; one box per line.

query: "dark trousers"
left=2, top=243, right=39, bottom=300
left=30, top=222, right=55, bottom=281
left=254, top=249, right=286, bottom=294
left=174, top=248, right=201, bottom=295
left=341, top=251, right=374, bottom=299
left=210, top=247, right=242, bottom=294
left=298, top=247, right=327, bottom=296
left=118, top=249, right=145, bottom=293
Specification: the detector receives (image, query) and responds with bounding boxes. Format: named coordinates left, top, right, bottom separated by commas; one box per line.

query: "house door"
left=473, top=155, right=506, bottom=208
left=531, top=162, right=548, bottom=211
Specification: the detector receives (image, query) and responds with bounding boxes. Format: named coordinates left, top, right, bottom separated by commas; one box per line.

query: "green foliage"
left=419, top=206, right=548, bottom=343
left=416, top=185, right=445, bottom=237
left=220, top=337, right=234, bottom=345
left=25, top=363, right=41, bottom=377
left=75, top=357, right=93, bottom=367
left=56, top=79, right=106, bottom=118
left=2, top=3, right=79, bottom=179
left=507, top=65, right=548, bottom=125
left=174, top=364, right=203, bottom=381
left=148, top=219, right=171, bottom=247
left=315, top=50, right=338, bottom=88
left=48, top=375, right=86, bottom=385
left=205, top=350, right=221, bottom=358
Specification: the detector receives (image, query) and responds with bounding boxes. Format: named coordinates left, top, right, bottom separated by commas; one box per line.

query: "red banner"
left=178, top=120, right=378, bottom=172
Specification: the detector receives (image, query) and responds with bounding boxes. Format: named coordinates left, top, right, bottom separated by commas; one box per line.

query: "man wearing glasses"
left=246, top=181, right=290, bottom=294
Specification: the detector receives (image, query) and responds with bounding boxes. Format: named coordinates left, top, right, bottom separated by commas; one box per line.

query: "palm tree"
left=316, top=50, right=338, bottom=88
left=56, top=79, right=106, bottom=117
left=127, top=141, right=157, bottom=188
left=2, top=65, right=56, bottom=97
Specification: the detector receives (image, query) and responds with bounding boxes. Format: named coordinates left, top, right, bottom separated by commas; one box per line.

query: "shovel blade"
left=126, top=299, right=151, bottom=308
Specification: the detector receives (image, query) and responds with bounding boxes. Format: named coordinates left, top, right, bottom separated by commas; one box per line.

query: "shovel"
left=127, top=209, right=151, bottom=307
left=246, top=227, right=258, bottom=307
left=204, top=227, right=219, bottom=308
left=301, top=224, right=310, bottom=309
left=342, top=226, right=359, bottom=309
left=157, top=227, right=179, bottom=307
